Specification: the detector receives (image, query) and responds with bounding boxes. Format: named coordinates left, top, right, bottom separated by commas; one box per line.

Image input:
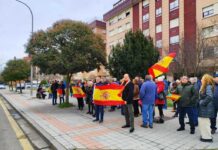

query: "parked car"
left=0, top=84, right=6, bottom=89
left=16, top=83, right=25, bottom=90
left=25, top=82, right=31, bottom=88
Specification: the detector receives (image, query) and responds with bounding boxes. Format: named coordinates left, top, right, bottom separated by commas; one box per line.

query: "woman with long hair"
left=198, top=74, right=215, bottom=142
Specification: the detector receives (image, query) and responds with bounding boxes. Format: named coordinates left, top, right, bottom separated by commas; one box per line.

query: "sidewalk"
left=0, top=89, right=218, bottom=150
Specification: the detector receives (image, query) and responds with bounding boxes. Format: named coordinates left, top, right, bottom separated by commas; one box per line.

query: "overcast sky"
left=0, top=0, right=117, bottom=68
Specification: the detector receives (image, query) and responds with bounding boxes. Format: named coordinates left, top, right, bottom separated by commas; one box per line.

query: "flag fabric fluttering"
left=93, top=84, right=125, bottom=106
left=72, top=86, right=86, bottom=98
left=166, top=93, right=181, bottom=101
left=148, top=53, right=176, bottom=78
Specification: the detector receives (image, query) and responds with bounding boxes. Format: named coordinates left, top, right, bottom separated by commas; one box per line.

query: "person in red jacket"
left=155, top=76, right=165, bottom=122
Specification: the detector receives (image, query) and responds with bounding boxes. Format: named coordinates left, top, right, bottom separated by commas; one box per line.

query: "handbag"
left=158, top=92, right=165, bottom=100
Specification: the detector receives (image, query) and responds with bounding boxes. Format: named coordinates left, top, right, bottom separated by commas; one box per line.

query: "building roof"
left=89, top=20, right=106, bottom=29
left=103, top=0, right=141, bottom=21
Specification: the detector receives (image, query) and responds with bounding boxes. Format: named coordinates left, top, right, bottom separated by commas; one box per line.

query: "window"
left=126, top=11, right=130, bottom=17
left=170, top=35, right=179, bottom=44
left=170, top=18, right=179, bottom=28
left=156, top=40, right=162, bottom=48
left=170, top=0, right=179, bottom=11
left=126, top=22, right=131, bottom=29
left=143, top=29, right=149, bottom=36
left=203, top=5, right=214, bottom=18
left=143, top=0, right=149, bottom=7
left=203, top=46, right=218, bottom=58
left=143, top=14, right=149, bottom=22
left=156, top=24, right=162, bottom=33
left=118, top=26, right=122, bottom=33
left=109, top=29, right=114, bottom=36
left=202, top=25, right=218, bottom=38
left=156, top=7, right=162, bottom=17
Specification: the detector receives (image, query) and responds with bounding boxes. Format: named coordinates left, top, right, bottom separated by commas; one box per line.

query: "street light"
left=15, top=0, right=34, bottom=96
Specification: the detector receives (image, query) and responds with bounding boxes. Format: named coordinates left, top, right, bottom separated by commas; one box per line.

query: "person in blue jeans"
left=140, top=75, right=157, bottom=128
left=93, top=76, right=104, bottom=123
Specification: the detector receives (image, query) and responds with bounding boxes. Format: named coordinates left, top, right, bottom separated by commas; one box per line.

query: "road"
left=0, top=103, right=23, bottom=150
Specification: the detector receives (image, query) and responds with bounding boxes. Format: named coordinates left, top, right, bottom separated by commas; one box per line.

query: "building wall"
left=106, top=8, right=133, bottom=56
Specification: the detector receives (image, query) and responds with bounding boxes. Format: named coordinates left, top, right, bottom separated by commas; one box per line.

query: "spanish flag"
left=72, top=86, right=86, bottom=98
left=166, top=93, right=181, bottom=101
left=149, top=53, right=176, bottom=78
left=93, top=84, right=125, bottom=106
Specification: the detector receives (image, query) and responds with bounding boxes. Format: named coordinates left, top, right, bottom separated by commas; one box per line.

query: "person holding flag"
left=121, top=74, right=135, bottom=133
left=93, top=76, right=104, bottom=123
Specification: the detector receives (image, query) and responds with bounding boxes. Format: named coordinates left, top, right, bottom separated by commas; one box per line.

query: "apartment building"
left=89, top=20, right=107, bottom=44
left=104, top=0, right=218, bottom=72
left=197, top=0, right=218, bottom=70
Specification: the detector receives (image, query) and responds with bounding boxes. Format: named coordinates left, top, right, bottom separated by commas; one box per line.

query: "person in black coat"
left=51, top=80, right=59, bottom=105
left=121, top=74, right=135, bottom=133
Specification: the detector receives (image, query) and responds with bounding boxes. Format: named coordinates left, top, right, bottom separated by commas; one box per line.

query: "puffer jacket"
left=176, top=82, right=198, bottom=107
left=198, top=85, right=215, bottom=118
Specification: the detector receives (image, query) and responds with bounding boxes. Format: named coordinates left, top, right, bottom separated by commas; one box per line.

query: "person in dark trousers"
left=210, top=74, right=218, bottom=134
left=77, top=80, right=84, bottom=110
left=85, top=81, right=94, bottom=114
left=176, top=76, right=198, bottom=134
left=59, top=81, right=65, bottom=104
left=93, top=77, right=104, bottom=123
left=51, top=80, right=59, bottom=105
left=133, top=79, right=140, bottom=117
left=155, top=76, right=165, bottom=122
left=121, top=74, right=135, bottom=133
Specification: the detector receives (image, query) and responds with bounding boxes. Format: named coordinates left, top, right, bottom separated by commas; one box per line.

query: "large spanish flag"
left=166, top=93, right=181, bottom=101
left=72, top=86, right=86, bottom=98
left=93, top=84, right=125, bottom=106
left=149, top=53, right=176, bottom=78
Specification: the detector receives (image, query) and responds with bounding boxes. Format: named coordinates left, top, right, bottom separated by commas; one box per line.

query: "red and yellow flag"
left=149, top=53, right=176, bottom=78
left=57, top=89, right=63, bottom=95
left=166, top=93, right=181, bottom=101
left=93, top=84, right=125, bottom=106
left=72, top=86, right=86, bottom=98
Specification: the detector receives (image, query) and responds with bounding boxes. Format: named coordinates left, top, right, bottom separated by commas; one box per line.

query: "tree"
left=108, top=30, right=159, bottom=79
left=26, top=20, right=106, bottom=103
left=1, top=59, right=30, bottom=93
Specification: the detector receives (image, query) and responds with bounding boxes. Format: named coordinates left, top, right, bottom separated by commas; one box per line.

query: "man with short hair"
left=140, top=75, right=157, bottom=128
left=121, top=74, right=135, bottom=133
left=176, top=76, right=198, bottom=134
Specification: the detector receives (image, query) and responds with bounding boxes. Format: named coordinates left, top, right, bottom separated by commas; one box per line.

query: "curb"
left=0, top=93, right=67, bottom=150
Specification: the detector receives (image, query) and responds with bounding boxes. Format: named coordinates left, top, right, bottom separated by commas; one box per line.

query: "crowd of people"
left=40, top=73, right=218, bottom=143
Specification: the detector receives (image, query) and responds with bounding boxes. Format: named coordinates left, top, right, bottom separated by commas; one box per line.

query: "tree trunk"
left=65, top=74, right=72, bottom=104
left=19, top=81, right=22, bottom=94
left=11, top=81, right=13, bottom=91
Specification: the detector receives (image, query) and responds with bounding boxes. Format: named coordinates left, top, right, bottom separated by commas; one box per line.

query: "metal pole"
left=15, top=0, right=34, bottom=96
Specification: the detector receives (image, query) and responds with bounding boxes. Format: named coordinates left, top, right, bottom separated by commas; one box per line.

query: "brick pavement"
left=0, top=89, right=218, bottom=150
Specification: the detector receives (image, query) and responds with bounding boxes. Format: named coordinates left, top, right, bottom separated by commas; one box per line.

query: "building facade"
left=104, top=0, right=218, bottom=72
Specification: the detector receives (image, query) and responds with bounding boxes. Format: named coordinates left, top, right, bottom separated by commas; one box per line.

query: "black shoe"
left=190, top=130, right=195, bottom=134
left=93, top=119, right=99, bottom=122
left=99, top=120, right=103, bottom=123
left=200, top=137, right=213, bottom=142
left=177, top=127, right=185, bottom=131
left=173, top=114, right=178, bottom=118
left=140, top=124, right=148, bottom=128
left=129, top=128, right=134, bottom=133
left=186, top=122, right=190, bottom=124
left=211, top=129, right=216, bottom=134
left=149, top=125, right=153, bottom=129
left=122, top=125, right=130, bottom=128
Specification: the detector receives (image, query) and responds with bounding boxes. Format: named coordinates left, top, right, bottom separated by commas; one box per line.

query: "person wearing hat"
left=210, top=74, right=218, bottom=134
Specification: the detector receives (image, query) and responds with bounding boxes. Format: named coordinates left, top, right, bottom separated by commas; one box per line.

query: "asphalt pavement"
left=0, top=103, right=23, bottom=150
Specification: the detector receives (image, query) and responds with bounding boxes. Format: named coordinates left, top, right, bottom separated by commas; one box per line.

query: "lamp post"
left=16, top=0, right=34, bottom=96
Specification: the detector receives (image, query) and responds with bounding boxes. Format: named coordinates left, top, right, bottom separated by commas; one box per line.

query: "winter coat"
left=198, top=85, right=215, bottom=118
left=214, top=83, right=218, bottom=109
left=85, top=86, right=93, bottom=103
left=51, top=82, right=59, bottom=93
left=122, top=81, right=134, bottom=104
left=155, top=81, right=165, bottom=105
left=140, top=80, right=157, bottom=105
left=133, top=84, right=140, bottom=100
left=176, top=82, right=198, bottom=107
